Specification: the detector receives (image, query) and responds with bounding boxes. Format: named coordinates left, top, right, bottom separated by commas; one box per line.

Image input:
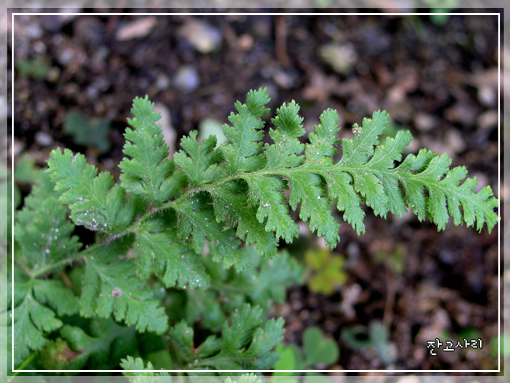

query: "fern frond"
left=174, top=131, right=223, bottom=187
left=59, top=319, right=137, bottom=369
left=16, top=172, right=81, bottom=272
left=175, top=193, right=251, bottom=270
left=186, top=250, right=302, bottom=330
left=10, top=270, right=80, bottom=366
left=220, top=88, right=270, bottom=175
left=135, top=214, right=210, bottom=290
left=13, top=89, right=498, bottom=372
left=260, top=103, right=339, bottom=245
left=121, top=355, right=150, bottom=371
left=47, top=149, right=134, bottom=233
left=169, top=304, right=284, bottom=370
left=209, top=181, right=278, bottom=257
left=121, top=356, right=170, bottom=379
left=12, top=292, right=61, bottom=364
left=33, top=279, right=80, bottom=316
left=79, top=239, right=168, bottom=334
left=171, top=92, right=497, bottom=258
left=11, top=173, right=82, bottom=367
left=396, top=151, right=499, bottom=231
left=120, top=96, right=185, bottom=205
left=45, top=90, right=497, bottom=274
left=236, top=250, right=302, bottom=309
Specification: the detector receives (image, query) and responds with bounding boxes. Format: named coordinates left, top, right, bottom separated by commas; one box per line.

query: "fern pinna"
left=10, top=88, right=497, bottom=371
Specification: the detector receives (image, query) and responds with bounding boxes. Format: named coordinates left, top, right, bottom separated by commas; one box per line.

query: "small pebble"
left=319, top=42, right=357, bottom=74
left=273, top=68, right=298, bottom=89
left=178, top=19, right=221, bottom=54
left=57, top=47, right=75, bottom=66
left=445, top=129, right=465, bottom=154
left=396, top=376, right=421, bottom=383
left=414, top=112, right=436, bottom=132
left=46, top=67, right=60, bottom=83
left=35, top=131, right=53, bottom=146
left=155, top=73, right=170, bottom=90
left=33, top=40, right=46, bottom=53
left=173, top=66, right=199, bottom=92
left=237, top=34, right=254, bottom=51
left=476, top=110, right=498, bottom=130
left=116, top=17, right=157, bottom=41
left=477, top=85, right=496, bottom=107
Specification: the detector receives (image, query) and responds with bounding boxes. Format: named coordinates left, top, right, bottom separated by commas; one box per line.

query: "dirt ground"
left=8, top=10, right=501, bottom=372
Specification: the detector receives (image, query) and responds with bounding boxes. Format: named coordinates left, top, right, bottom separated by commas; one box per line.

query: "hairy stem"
left=29, top=242, right=99, bottom=279
left=11, top=351, right=37, bottom=376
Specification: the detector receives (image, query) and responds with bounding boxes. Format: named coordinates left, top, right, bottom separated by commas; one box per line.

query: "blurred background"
left=7, top=9, right=502, bottom=371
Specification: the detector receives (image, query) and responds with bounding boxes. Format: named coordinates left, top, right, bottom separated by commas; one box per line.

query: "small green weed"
left=304, top=248, right=347, bottom=295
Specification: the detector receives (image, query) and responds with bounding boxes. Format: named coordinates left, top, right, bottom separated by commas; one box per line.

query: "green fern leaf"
left=169, top=304, right=284, bottom=370
left=79, top=240, right=168, bottom=334
left=185, top=250, right=301, bottom=331
left=338, top=110, right=389, bottom=166
left=47, top=149, right=133, bottom=233
left=220, top=88, right=270, bottom=175
left=16, top=172, right=81, bottom=272
left=247, top=103, right=341, bottom=245
left=59, top=319, right=137, bottom=369
left=203, top=304, right=285, bottom=370
left=210, top=181, right=278, bottom=258
left=304, top=108, right=341, bottom=164
left=397, top=152, right=499, bottom=231
left=175, top=193, right=250, bottom=270
left=335, top=124, right=410, bottom=219
left=174, top=124, right=278, bottom=257
left=242, top=105, right=496, bottom=245
left=236, top=250, right=302, bottom=310
left=135, top=216, right=210, bottom=290
left=32, top=279, right=80, bottom=316
left=12, top=172, right=81, bottom=367
left=185, top=290, right=225, bottom=331
left=121, top=355, right=149, bottom=371
left=119, top=96, right=184, bottom=205
left=174, top=131, right=223, bottom=186
left=11, top=276, right=79, bottom=366
left=169, top=90, right=497, bottom=261
left=332, top=110, right=497, bottom=234
left=264, top=101, right=305, bottom=169
left=13, top=293, right=60, bottom=364
left=246, top=176, right=299, bottom=243
left=121, top=356, right=170, bottom=379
